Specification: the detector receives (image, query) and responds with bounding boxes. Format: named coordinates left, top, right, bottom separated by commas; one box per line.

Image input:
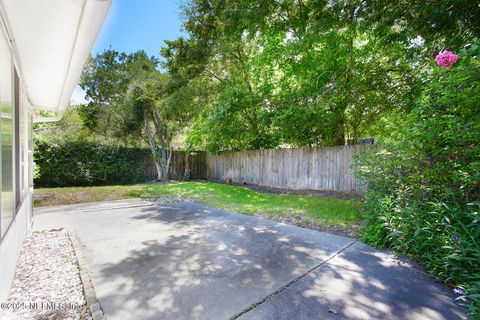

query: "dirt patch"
left=214, top=180, right=359, bottom=200
left=34, top=189, right=135, bottom=207
left=259, top=212, right=361, bottom=238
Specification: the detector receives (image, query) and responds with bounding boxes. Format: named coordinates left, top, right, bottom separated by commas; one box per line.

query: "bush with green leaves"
left=357, top=44, right=480, bottom=316
left=34, top=138, right=150, bottom=187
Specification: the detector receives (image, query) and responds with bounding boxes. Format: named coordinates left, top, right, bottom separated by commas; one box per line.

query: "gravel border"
left=1, top=230, right=91, bottom=320
left=69, top=232, right=105, bottom=320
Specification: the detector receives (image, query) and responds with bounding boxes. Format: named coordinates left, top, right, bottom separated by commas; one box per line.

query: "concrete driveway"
left=34, top=199, right=465, bottom=320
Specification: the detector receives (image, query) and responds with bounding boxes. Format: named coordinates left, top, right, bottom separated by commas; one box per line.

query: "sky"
left=71, top=0, right=186, bottom=104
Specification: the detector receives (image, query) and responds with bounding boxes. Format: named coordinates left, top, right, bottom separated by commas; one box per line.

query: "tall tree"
left=163, top=0, right=418, bottom=151
left=80, top=50, right=197, bottom=180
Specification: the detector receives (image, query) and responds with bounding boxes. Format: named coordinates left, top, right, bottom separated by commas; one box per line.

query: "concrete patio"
left=34, top=199, right=466, bottom=320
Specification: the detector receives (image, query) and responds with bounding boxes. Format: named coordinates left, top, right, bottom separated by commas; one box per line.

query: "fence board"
left=206, top=145, right=368, bottom=193
left=145, top=150, right=207, bottom=180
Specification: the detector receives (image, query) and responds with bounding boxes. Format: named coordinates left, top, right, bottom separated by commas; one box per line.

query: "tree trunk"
left=184, top=152, right=191, bottom=180
left=164, top=149, right=173, bottom=181
left=334, top=115, right=346, bottom=145
left=145, top=118, right=171, bottom=181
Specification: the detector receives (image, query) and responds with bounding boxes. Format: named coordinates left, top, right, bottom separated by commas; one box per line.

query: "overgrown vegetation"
left=34, top=182, right=360, bottom=227
left=357, top=46, right=480, bottom=316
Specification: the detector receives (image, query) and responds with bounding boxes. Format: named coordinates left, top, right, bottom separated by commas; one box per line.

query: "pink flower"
left=435, top=51, right=459, bottom=68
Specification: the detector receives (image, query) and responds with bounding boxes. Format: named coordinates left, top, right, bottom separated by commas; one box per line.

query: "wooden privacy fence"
left=206, top=145, right=369, bottom=193
left=145, top=150, right=207, bottom=180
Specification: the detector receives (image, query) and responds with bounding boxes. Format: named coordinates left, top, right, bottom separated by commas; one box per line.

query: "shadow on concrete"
left=239, top=241, right=466, bottom=320
left=33, top=199, right=465, bottom=320
left=93, top=202, right=464, bottom=320
left=96, top=203, right=352, bottom=319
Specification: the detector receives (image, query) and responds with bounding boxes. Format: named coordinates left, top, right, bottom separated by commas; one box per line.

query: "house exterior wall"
left=0, top=18, right=34, bottom=302
left=0, top=0, right=111, bottom=303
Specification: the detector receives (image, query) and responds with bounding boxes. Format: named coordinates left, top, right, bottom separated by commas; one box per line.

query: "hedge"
left=34, top=139, right=151, bottom=187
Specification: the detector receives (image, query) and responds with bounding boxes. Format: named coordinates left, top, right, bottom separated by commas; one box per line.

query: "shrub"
left=357, top=44, right=480, bottom=316
left=34, top=138, right=150, bottom=187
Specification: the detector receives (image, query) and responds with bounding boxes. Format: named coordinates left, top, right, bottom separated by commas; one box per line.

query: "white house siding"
left=0, top=0, right=110, bottom=302
left=0, top=20, right=34, bottom=302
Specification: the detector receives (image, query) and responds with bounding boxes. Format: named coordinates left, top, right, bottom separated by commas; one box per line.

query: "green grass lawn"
left=34, top=181, right=360, bottom=227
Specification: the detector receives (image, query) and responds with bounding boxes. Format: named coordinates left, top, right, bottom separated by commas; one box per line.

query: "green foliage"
left=79, top=50, right=160, bottom=138
left=357, top=46, right=480, bottom=316
left=366, top=1, right=480, bottom=50
left=80, top=50, right=202, bottom=180
left=163, top=0, right=480, bottom=151
left=34, top=137, right=150, bottom=187
left=34, top=106, right=92, bottom=142
left=32, top=3, right=480, bottom=314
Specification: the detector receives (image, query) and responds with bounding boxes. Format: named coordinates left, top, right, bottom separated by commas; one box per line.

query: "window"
left=14, top=70, right=20, bottom=208
left=18, top=90, right=31, bottom=202
left=27, top=110, right=33, bottom=220
left=20, top=91, right=25, bottom=196
left=0, top=25, right=14, bottom=238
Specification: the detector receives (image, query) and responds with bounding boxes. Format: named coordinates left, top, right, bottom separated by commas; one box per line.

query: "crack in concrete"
left=230, top=239, right=358, bottom=320
left=79, top=203, right=154, bottom=213
left=35, top=203, right=155, bottom=215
